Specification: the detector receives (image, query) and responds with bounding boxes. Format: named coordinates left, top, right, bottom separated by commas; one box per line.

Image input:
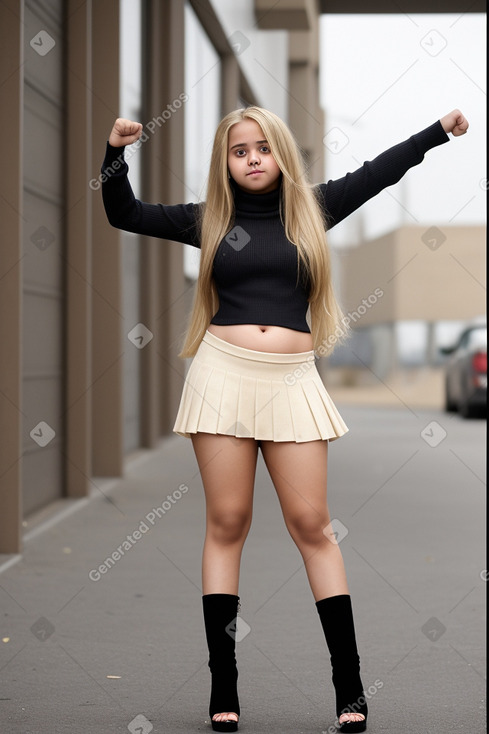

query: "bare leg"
left=260, top=439, right=365, bottom=727
left=260, top=439, right=348, bottom=599
left=191, top=432, right=258, bottom=727
left=191, top=432, right=258, bottom=594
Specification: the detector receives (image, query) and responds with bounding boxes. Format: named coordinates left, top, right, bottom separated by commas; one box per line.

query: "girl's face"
left=227, top=119, right=281, bottom=194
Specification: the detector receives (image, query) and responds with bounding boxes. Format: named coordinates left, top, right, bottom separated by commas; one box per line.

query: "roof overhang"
left=254, top=0, right=485, bottom=31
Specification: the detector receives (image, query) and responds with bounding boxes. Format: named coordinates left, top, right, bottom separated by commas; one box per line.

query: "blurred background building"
left=0, top=0, right=485, bottom=554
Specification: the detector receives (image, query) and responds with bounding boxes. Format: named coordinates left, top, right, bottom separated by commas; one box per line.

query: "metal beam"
left=319, top=1, right=485, bottom=12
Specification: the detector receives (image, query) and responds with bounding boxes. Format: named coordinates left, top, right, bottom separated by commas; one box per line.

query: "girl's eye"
left=234, top=146, right=270, bottom=157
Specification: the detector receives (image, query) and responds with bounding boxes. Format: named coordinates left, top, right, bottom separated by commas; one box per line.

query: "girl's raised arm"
left=101, top=118, right=200, bottom=248
left=316, top=110, right=468, bottom=230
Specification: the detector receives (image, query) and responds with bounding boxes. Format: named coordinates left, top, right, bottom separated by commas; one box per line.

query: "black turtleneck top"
left=101, top=120, right=449, bottom=332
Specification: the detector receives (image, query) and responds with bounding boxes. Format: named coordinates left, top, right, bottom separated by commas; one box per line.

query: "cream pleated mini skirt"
left=173, top=330, right=348, bottom=443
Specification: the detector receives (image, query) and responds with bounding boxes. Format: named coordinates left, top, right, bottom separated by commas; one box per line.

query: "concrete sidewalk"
left=0, top=405, right=485, bottom=734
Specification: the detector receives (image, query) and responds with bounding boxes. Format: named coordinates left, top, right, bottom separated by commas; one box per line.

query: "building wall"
left=395, top=226, right=485, bottom=321
left=21, top=0, right=65, bottom=515
left=333, top=224, right=485, bottom=378
left=0, top=0, right=326, bottom=554
left=340, top=225, right=486, bottom=325
left=1, top=0, right=483, bottom=555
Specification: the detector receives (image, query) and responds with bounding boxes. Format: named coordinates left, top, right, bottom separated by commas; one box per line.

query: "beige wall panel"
left=22, top=192, right=63, bottom=290
left=91, top=0, right=123, bottom=475
left=222, top=54, right=241, bottom=115
left=23, top=9, right=63, bottom=100
left=340, top=225, right=486, bottom=327
left=0, top=0, right=23, bottom=553
left=22, top=444, right=62, bottom=516
left=65, top=0, right=92, bottom=497
left=22, top=292, right=63, bottom=373
left=311, top=100, right=325, bottom=184
left=23, top=91, right=63, bottom=200
left=289, top=26, right=319, bottom=66
left=143, top=0, right=189, bottom=436
left=340, top=231, right=397, bottom=325
left=395, top=225, right=486, bottom=321
left=289, top=62, right=318, bottom=152
left=255, top=0, right=315, bottom=30
left=22, top=0, right=65, bottom=516
left=22, top=376, right=62, bottom=515
left=161, top=4, right=189, bottom=434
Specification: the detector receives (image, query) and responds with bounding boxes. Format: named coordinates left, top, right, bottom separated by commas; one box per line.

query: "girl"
left=102, top=106, right=468, bottom=732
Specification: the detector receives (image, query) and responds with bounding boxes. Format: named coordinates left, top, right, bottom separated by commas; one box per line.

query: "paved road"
left=0, top=405, right=485, bottom=734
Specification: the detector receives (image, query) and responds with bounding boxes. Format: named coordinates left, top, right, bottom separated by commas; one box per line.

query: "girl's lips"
left=247, top=170, right=264, bottom=176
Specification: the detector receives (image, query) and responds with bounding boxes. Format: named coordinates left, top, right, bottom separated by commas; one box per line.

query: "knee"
left=208, top=509, right=251, bottom=545
left=288, top=511, right=330, bottom=547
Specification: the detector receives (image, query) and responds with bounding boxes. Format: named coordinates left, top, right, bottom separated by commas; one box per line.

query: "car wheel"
left=445, top=379, right=457, bottom=412
left=459, top=389, right=477, bottom=419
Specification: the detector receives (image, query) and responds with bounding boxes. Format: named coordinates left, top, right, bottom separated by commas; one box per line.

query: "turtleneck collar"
left=230, top=176, right=282, bottom=216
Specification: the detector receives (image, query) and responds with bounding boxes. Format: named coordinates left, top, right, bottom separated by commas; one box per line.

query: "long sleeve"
left=101, top=142, right=201, bottom=248
left=316, top=120, right=450, bottom=229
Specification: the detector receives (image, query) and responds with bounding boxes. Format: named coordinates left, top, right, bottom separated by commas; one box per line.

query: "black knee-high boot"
left=316, top=594, right=368, bottom=733
left=202, top=593, right=241, bottom=732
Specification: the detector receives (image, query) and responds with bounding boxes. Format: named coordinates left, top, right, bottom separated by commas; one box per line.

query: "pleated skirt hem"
left=173, top=331, right=348, bottom=443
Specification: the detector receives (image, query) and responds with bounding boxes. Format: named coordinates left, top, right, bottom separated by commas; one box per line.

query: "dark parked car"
left=440, top=321, right=487, bottom=418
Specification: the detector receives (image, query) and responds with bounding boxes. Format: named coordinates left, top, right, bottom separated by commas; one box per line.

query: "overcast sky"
left=319, top=12, right=486, bottom=247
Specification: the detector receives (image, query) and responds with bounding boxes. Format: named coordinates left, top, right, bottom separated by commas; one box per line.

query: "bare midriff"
left=207, top=324, right=313, bottom=354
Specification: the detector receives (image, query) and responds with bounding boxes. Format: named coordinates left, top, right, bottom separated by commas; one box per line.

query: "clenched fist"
left=109, top=118, right=143, bottom=147
left=440, top=109, right=469, bottom=137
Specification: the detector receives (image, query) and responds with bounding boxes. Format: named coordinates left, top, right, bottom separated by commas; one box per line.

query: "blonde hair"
left=178, top=106, right=348, bottom=358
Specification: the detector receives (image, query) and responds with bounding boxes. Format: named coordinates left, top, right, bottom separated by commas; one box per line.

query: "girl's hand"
left=109, top=118, right=143, bottom=147
left=440, top=109, right=469, bottom=136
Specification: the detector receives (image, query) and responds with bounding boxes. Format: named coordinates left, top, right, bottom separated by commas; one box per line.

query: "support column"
left=142, top=0, right=188, bottom=438
left=221, top=53, right=240, bottom=115
left=160, top=2, right=191, bottom=434
left=0, top=0, right=23, bottom=553
left=65, top=0, right=93, bottom=495
left=90, top=0, right=123, bottom=475
left=139, top=1, right=162, bottom=448
left=288, top=15, right=325, bottom=182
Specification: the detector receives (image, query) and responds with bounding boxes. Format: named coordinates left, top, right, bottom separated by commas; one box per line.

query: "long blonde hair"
left=178, top=106, right=348, bottom=358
